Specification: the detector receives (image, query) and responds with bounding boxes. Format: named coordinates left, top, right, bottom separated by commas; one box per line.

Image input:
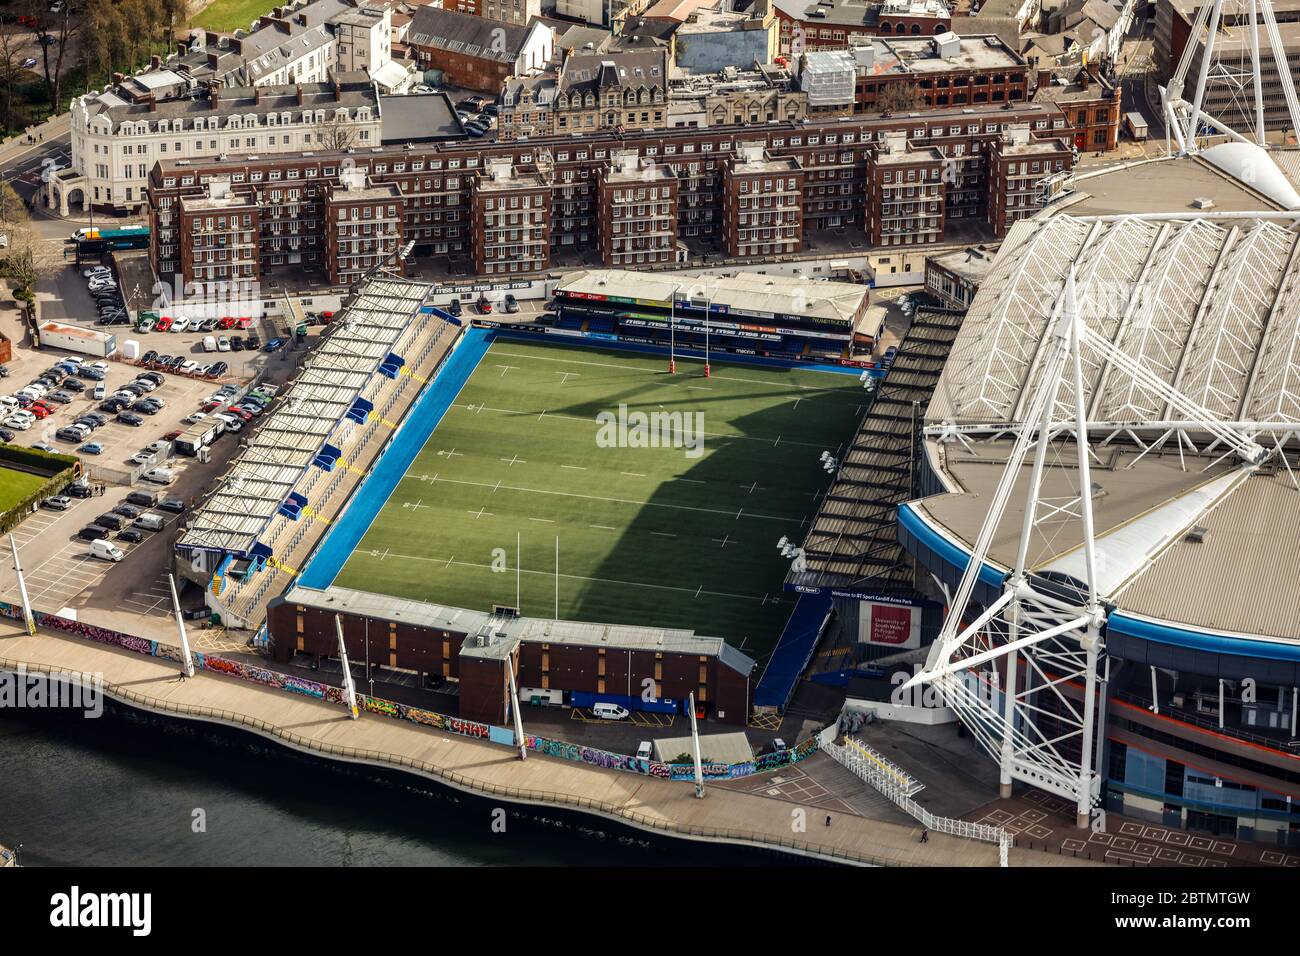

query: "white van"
left=141, top=467, right=175, bottom=484
left=592, top=702, right=630, bottom=720
left=133, top=513, right=164, bottom=531
left=202, top=335, right=218, bottom=353
left=89, top=539, right=124, bottom=562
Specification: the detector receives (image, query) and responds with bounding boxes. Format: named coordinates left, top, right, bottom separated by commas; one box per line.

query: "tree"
left=318, top=114, right=358, bottom=151
left=0, top=29, right=24, bottom=136
left=876, top=81, right=926, bottom=114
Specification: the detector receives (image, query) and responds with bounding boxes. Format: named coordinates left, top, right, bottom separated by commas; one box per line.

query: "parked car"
left=77, top=525, right=110, bottom=542
left=503, top=293, right=520, bottom=313
left=78, top=441, right=104, bottom=455
left=158, top=498, right=186, bottom=514
left=42, top=496, right=72, bottom=511
left=477, top=296, right=493, bottom=314
left=116, top=529, right=144, bottom=544
left=263, top=337, right=284, bottom=352
left=117, top=412, right=144, bottom=426
left=111, top=503, right=142, bottom=519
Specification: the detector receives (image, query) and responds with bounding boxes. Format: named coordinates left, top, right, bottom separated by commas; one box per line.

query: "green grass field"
left=190, top=0, right=274, bottom=33
left=332, top=340, right=867, bottom=662
left=0, top=466, right=49, bottom=514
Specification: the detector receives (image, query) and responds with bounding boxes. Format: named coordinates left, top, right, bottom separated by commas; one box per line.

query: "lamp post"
left=669, top=285, right=677, bottom=374
left=703, top=295, right=712, bottom=378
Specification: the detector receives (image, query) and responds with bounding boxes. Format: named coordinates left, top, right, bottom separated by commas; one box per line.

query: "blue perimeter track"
left=298, top=325, right=493, bottom=590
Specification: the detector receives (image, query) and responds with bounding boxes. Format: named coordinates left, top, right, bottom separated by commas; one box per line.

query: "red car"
left=32, top=400, right=55, bottom=414
left=227, top=406, right=254, bottom=421
left=29, top=405, right=49, bottom=419
left=155, top=316, right=174, bottom=333
left=319, top=311, right=334, bottom=324
left=236, top=316, right=255, bottom=329
left=163, top=430, right=182, bottom=441
left=477, top=296, right=493, bottom=314
left=218, top=316, right=237, bottom=330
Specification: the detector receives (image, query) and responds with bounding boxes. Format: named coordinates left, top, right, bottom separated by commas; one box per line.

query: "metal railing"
left=1113, top=689, right=1300, bottom=755
left=0, top=655, right=899, bottom=868
left=822, top=734, right=1012, bottom=867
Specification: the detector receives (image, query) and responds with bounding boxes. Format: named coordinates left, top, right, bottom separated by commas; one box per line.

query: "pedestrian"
left=825, top=815, right=831, bottom=827
left=920, top=829, right=929, bottom=844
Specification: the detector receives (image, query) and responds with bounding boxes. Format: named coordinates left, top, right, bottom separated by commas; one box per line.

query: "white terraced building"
left=59, top=74, right=382, bottom=215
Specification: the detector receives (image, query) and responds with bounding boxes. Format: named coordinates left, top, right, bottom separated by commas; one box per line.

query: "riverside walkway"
left=0, top=623, right=1097, bottom=867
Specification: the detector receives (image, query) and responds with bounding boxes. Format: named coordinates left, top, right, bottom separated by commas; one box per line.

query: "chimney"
left=254, top=86, right=261, bottom=104
left=149, top=94, right=157, bottom=113
left=209, top=83, right=221, bottom=108
left=296, top=84, right=304, bottom=105
left=112, top=72, right=125, bottom=86
left=334, top=77, right=341, bottom=101
left=150, top=55, right=161, bottom=69
left=1079, top=69, right=1090, bottom=90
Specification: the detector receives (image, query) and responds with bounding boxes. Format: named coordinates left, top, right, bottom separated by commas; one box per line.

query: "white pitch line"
left=356, top=549, right=769, bottom=603
left=490, top=349, right=861, bottom=396
left=413, top=474, right=800, bottom=523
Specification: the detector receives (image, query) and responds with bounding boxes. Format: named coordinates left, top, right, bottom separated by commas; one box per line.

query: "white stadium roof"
left=178, top=278, right=433, bottom=556
left=928, top=212, right=1300, bottom=436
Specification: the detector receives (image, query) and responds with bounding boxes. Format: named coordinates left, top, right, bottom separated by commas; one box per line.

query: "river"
left=0, top=702, right=762, bottom=867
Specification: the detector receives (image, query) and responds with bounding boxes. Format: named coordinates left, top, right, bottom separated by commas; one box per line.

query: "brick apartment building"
left=720, top=147, right=804, bottom=258
left=864, top=133, right=944, bottom=246
left=470, top=160, right=553, bottom=276
left=853, top=33, right=1029, bottom=112
left=322, top=171, right=405, bottom=284
left=985, top=128, right=1073, bottom=237
left=147, top=101, right=1074, bottom=285
left=595, top=153, right=680, bottom=267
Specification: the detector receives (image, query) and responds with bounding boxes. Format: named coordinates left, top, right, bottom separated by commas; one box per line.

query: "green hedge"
left=0, top=444, right=78, bottom=478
